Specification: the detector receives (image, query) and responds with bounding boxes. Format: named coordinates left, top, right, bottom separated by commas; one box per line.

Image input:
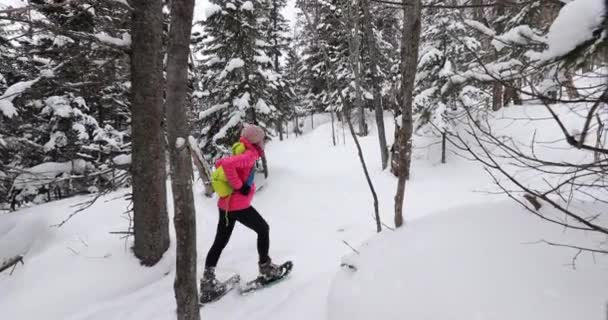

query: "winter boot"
left=200, top=267, right=226, bottom=303
left=258, top=259, right=283, bottom=280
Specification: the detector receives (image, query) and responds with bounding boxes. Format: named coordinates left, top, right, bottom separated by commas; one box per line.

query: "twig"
left=342, top=240, right=361, bottom=255
left=0, top=255, right=24, bottom=274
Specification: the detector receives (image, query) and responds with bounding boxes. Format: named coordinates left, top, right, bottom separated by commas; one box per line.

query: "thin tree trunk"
left=165, top=0, right=199, bottom=318
left=277, top=118, right=284, bottom=141
left=330, top=109, right=337, bottom=146
left=261, top=155, right=269, bottom=179
left=189, top=138, right=214, bottom=197
left=361, top=0, right=389, bottom=169
left=441, top=130, right=447, bottom=164
left=492, top=83, right=503, bottom=111
left=347, top=0, right=367, bottom=136
left=491, top=0, right=506, bottom=111
left=326, top=71, right=337, bottom=146
left=131, top=0, right=170, bottom=266
left=393, top=0, right=421, bottom=228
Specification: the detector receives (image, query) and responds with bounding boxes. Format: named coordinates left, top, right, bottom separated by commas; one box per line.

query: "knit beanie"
left=240, top=123, right=265, bottom=149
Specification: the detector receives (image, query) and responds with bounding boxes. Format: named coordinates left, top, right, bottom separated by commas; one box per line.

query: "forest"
left=1, top=0, right=607, bottom=319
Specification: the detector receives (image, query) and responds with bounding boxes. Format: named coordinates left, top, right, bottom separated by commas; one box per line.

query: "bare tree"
left=130, top=0, right=170, bottom=266
left=393, top=0, right=422, bottom=228
left=165, top=0, right=200, bottom=318
left=361, top=0, right=390, bottom=169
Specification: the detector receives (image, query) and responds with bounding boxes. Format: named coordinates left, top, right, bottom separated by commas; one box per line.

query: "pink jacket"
left=216, top=137, right=263, bottom=211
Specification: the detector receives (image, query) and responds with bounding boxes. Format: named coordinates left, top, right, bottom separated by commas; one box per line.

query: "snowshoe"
left=239, top=261, right=293, bottom=295
left=199, top=272, right=240, bottom=306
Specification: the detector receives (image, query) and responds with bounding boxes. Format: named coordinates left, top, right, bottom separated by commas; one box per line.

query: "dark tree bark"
left=361, top=0, right=389, bottom=169
left=165, top=0, right=199, bottom=318
left=393, top=0, right=421, bottom=228
left=131, top=0, right=170, bottom=266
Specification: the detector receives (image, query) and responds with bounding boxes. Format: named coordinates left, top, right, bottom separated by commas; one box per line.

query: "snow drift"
left=328, top=201, right=608, bottom=320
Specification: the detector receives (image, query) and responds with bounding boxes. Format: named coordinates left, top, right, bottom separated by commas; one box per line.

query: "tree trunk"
left=277, top=118, right=283, bottom=141
left=361, top=0, right=389, bottom=169
left=441, top=130, right=447, bottom=164
left=492, top=83, right=504, bottom=111
left=393, top=0, right=421, bottom=228
left=491, top=0, right=506, bottom=111
left=261, top=155, right=269, bottom=179
left=165, top=0, right=200, bottom=318
left=330, top=109, right=337, bottom=146
left=347, top=0, right=367, bottom=137
left=131, top=0, right=170, bottom=266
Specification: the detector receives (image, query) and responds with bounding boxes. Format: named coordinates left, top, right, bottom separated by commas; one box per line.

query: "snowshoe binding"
left=239, top=260, right=293, bottom=295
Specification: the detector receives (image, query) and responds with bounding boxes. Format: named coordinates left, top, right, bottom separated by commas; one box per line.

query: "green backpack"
left=211, top=142, right=253, bottom=198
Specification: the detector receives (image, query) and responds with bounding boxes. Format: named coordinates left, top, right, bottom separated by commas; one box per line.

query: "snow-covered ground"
left=1, top=106, right=607, bottom=320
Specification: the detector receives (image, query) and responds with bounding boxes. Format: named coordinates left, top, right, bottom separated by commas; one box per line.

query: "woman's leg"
left=205, top=209, right=237, bottom=268
left=234, top=206, right=270, bottom=263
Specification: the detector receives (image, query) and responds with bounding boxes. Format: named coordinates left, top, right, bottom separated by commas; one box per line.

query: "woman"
left=200, top=124, right=283, bottom=301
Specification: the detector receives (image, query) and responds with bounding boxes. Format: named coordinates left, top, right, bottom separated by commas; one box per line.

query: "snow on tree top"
left=203, top=3, right=222, bottom=19
left=526, top=0, right=605, bottom=62
left=226, top=2, right=237, bottom=10
left=240, top=1, right=254, bottom=11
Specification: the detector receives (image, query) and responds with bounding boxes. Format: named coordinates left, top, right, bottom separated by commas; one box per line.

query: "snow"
left=94, top=32, right=132, bottom=48
left=492, top=25, right=545, bottom=51
left=464, top=19, right=496, bottom=37
left=44, top=131, right=68, bottom=151
left=255, top=98, right=271, bottom=114
left=199, top=103, right=229, bottom=120
left=2, top=105, right=607, bottom=319
left=112, top=154, right=131, bottom=166
left=202, top=2, right=221, bottom=19
left=226, top=2, right=237, bottom=10
left=240, top=1, right=254, bottom=11
left=329, top=202, right=608, bottom=320
left=43, top=96, right=73, bottom=118
left=40, top=69, right=54, bottom=78
left=219, top=58, right=245, bottom=79
left=527, top=0, right=605, bottom=62
left=175, top=137, right=186, bottom=149
left=72, top=123, right=89, bottom=140
left=0, top=78, right=40, bottom=118
left=12, top=161, right=75, bottom=192
left=233, top=92, right=251, bottom=110
left=212, top=111, right=242, bottom=141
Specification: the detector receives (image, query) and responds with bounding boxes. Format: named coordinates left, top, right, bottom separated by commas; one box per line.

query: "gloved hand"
left=238, top=184, right=251, bottom=196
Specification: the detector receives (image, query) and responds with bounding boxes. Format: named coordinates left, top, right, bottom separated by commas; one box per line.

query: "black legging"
left=205, top=206, right=270, bottom=268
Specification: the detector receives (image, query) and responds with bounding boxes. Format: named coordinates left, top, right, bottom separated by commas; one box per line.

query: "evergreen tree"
left=193, top=0, right=282, bottom=155
left=0, top=2, right=131, bottom=208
